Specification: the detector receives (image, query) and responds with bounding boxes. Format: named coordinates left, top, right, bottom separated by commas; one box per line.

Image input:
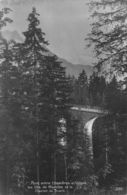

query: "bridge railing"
left=70, top=104, right=108, bottom=114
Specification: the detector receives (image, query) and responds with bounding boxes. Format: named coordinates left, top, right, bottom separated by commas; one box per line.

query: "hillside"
left=59, top=58, right=93, bottom=78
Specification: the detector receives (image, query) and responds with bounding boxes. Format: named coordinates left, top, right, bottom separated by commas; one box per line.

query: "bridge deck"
left=71, top=106, right=108, bottom=114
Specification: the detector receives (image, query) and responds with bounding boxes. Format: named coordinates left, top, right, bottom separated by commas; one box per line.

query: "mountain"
left=1, top=30, right=23, bottom=42
left=59, top=58, right=93, bottom=78
left=1, top=30, right=93, bottom=78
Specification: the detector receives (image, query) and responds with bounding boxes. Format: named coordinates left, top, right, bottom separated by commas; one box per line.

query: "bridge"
left=71, top=105, right=107, bottom=126
left=70, top=105, right=108, bottom=157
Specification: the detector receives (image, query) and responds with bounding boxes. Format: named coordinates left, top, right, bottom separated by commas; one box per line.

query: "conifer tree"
left=38, top=54, right=72, bottom=181
left=93, top=114, right=127, bottom=187
left=12, top=7, right=49, bottom=184
left=88, top=0, right=127, bottom=76
left=87, top=0, right=127, bottom=77
left=78, top=70, right=88, bottom=87
left=104, top=76, right=127, bottom=113
left=73, top=70, right=89, bottom=105
left=14, top=7, right=72, bottom=183
left=0, top=7, right=88, bottom=193
left=0, top=8, right=27, bottom=195
left=89, top=72, right=106, bottom=106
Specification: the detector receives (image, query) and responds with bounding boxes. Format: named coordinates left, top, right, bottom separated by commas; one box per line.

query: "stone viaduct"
left=71, top=105, right=107, bottom=126
left=70, top=105, right=108, bottom=158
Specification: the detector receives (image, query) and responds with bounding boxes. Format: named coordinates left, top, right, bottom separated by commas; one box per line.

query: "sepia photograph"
left=0, top=0, right=127, bottom=194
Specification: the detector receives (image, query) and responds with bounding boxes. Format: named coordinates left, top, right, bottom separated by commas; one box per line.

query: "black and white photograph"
left=0, top=0, right=127, bottom=194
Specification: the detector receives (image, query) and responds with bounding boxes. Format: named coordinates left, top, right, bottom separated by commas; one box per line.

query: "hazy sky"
left=0, top=0, right=93, bottom=65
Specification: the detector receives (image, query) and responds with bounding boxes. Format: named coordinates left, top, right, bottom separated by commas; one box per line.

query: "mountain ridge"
left=1, top=30, right=93, bottom=78
left=59, top=57, right=93, bottom=78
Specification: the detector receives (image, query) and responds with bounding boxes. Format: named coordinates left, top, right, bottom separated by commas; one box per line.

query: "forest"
left=0, top=0, right=127, bottom=194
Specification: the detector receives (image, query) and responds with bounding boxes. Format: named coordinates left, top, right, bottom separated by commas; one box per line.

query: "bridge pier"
left=84, top=117, right=97, bottom=159
left=71, top=105, right=107, bottom=161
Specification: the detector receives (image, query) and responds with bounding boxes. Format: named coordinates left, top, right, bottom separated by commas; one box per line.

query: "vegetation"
left=86, top=0, right=127, bottom=76
left=85, top=0, right=127, bottom=192
left=0, top=1, right=127, bottom=194
left=0, top=7, right=91, bottom=195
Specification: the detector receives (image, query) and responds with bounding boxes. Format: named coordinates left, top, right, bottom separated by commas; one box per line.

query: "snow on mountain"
left=1, top=30, right=23, bottom=42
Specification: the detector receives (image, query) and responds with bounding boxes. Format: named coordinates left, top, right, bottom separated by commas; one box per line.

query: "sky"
left=0, top=0, right=93, bottom=65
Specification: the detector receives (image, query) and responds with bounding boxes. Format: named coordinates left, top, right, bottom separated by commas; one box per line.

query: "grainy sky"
left=0, top=0, right=93, bottom=65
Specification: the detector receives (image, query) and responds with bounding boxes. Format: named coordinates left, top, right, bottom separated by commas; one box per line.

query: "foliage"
left=88, top=72, right=106, bottom=106
left=0, top=7, right=87, bottom=194
left=104, top=76, right=127, bottom=114
left=1, top=4, right=127, bottom=194
left=71, top=70, right=89, bottom=105
left=87, top=0, right=127, bottom=77
left=0, top=8, right=12, bottom=30
left=93, top=115, right=127, bottom=187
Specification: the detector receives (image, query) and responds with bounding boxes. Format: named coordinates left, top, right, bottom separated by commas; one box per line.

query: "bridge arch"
left=84, top=117, right=98, bottom=159
left=71, top=105, right=107, bottom=160
left=71, top=105, right=106, bottom=127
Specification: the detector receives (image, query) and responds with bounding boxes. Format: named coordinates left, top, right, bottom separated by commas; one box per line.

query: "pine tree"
left=67, top=117, right=87, bottom=181
left=87, top=0, right=127, bottom=77
left=0, top=7, right=49, bottom=192
left=0, top=7, right=87, bottom=193
left=73, top=70, right=89, bottom=105
left=93, top=114, right=127, bottom=188
left=13, top=8, right=50, bottom=184
left=0, top=8, right=29, bottom=195
left=89, top=72, right=106, bottom=106
left=14, top=7, right=72, bottom=183
left=0, top=8, right=13, bottom=106
left=78, top=70, right=87, bottom=87
left=104, top=76, right=127, bottom=113
left=0, top=8, right=12, bottom=31
left=104, top=76, right=118, bottom=113
left=38, top=54, right=72, bottom=181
